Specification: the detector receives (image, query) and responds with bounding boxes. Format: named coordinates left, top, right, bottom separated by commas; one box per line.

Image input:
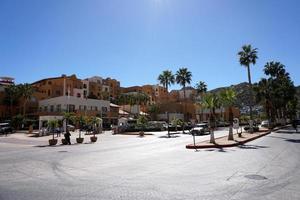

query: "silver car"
left=190, top=123, right=210, bottom=135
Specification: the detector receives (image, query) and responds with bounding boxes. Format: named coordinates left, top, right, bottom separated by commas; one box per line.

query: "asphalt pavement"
left=0, top=127, right=299, bottom=200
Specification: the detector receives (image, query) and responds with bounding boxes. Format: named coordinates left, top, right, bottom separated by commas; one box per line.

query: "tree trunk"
left=228, top=106, right=234, bottom=140
left=247, top=65, right=254, bottom=133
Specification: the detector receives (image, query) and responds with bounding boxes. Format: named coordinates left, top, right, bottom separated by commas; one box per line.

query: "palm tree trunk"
left=228, top=106, right=234, bottom=140
left=247, top=65, right=254, bottom=133
left=209, top=110, right=215, bottom=143
left=23, top=100, right=27, bottom=117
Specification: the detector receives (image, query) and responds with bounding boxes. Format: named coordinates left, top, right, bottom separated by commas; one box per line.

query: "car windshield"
left=195, top=124, right=206, bottom=127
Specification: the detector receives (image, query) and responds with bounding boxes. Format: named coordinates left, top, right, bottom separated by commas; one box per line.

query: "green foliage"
left=175, top=67, right=192, bottom=92
left=255, top=61, right=297, bottom=122
left=195, top=81, right=207, bottom=95
left=47, top=119, right=58, bottom=131
left=158, top=70, right=175, bottom=92
left=137, top=115, right=148, bottom=130
left=238, top=44, right=258, bottom=67
left=11, top=114, right=25, bottom=130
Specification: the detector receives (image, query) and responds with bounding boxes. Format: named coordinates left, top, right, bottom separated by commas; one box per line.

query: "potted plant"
left=48, top=119, right=58, bottom=146
left=137, top=115, right=148, bottom=137
left=90, top=117, right=102, bottom=143
left=76, top=115, right=86, bottom=143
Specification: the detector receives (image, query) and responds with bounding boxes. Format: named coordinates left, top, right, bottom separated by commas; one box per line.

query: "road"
left=0, top=127, right=299, bottom=200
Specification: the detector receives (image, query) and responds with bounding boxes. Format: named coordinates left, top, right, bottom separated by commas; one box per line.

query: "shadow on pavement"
left=285, top=139, right=300, bottom=143
left=237, top=144, right=269, bottom=149
left=204, top=148, right=230, bottom=153
left=158, top=135, right=181, bottom=139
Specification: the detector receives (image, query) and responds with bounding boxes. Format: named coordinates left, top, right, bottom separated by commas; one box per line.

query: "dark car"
left=293, top=119, right=300, bottom=125
left=0, top=123, right=13, bottom=135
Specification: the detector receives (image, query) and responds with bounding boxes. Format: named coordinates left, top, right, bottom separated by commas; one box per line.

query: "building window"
left=48, top=90, right=51, bottom=96
left=95, top=106, right=98, bottom=111
left=69, top=105, right=75, bottom=112
left=77, top=93, right=81, bottom=98
left=48, top=81, right=52, bottom=85
left=39, top=107, right=42, bottom=112
left=56, top=105, right=61, bottom=112
left=44, top=106, right=48, bottom=112
left=83, top=84, right=87, bottom=89
left=50, top=105, right=54, bottom=112
left=102, top=107, right=108, bottom=113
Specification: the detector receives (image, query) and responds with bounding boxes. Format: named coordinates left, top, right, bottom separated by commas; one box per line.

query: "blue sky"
left=0, top=0, right=299, bottom=90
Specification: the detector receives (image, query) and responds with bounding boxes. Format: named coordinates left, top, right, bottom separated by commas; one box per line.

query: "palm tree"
left=238, top=44, right=258, bottom=132
left=201, top=93, right=219, bottom=143
left=19, top=83, right=34, bottom=117
left=4, top=84, right=20, bottom=118
left=176, top=67, right=192, bottom=123
left=195, top=81, right=207, bottom=122
left=219, top=89, right=236, bottom=140
left=157, top=70, right=175, bottom=92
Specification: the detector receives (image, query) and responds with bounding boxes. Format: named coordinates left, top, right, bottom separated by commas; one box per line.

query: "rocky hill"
left=209, top=82, right=251, bottom=108
left=210, top=82, right=300, bottom=109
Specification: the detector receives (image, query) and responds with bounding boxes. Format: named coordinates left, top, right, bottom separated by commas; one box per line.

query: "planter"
left=90, top=136, right=98, bottom=143
left=49, top=139, right=58, bottom=146
left=61, top=138, right=68, bottom=145
left=139, top=131, right=145, bottom=137
left=76, top=137, right=84, bottom=143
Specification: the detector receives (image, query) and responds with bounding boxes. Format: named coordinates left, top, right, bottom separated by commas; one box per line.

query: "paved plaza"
left=0, top=127, right=299, bottom=200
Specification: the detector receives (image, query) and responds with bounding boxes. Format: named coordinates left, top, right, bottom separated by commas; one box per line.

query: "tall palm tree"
left=176, top=67, right=192, bottom=123
left=19, top=83, right=34, bottom=117
left=157, top=70, right=175, bottom=92
left=195, top=81, right=207, bottom=122
left=219, top=89, right=236, bottom=140
left=238, top=44, right=258, bottom=132
left=201, top=93, right=219, bottom=143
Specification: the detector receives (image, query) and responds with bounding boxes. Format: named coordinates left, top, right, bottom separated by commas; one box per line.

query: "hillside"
left=210, top=83, right=300, bottom=109
left=209, top=82, right=251, bottom=108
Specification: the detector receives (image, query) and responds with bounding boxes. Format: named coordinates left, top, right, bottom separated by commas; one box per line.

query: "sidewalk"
left=186, top=128, right=272, bottom=149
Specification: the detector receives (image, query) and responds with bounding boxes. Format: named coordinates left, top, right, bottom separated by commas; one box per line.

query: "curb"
left=186, top=125, right=288, bottom=149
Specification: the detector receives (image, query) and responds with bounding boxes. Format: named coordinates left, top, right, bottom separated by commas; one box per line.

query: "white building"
left=38, top=96, right=110, bottom=114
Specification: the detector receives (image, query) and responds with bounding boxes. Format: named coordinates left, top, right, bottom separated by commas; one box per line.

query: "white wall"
left=39, top=96, right=110, bottom=112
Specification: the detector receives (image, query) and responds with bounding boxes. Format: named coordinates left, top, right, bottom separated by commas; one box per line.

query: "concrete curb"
left=186, top=125, right=288, bottom=149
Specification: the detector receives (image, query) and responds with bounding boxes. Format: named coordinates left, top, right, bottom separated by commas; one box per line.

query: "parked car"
left=293, top=119, right=300, bottom=125
left=0, top=123, right=13, bottom=135
left=190, top=123, right=210, bottom=135
left=261, top=120, right=270, bottom=128
left=67, top=124, right=75, bottom=131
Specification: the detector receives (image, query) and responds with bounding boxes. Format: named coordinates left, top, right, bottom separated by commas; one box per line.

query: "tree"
left=4, top=85, right=20, bottom=118
left=63, top=112, right=75, bottom=130
left=137, top=115, right=148, bottom=136
left=175, top=67, right=192, bottom=123
left=195, top=81, right=207, bottom=96
left=19, top=83, right=34, bottom=117
left=200, top=93, right=219, bottom=143
left=158, top=70, right=175, bottom=92
left=147, top=104, right=160, bottom=120
left=255, top=61, right=297, bottom=125
left=238, top=44, right=258, bottom=132
left=76, top=115, right=87, bottom=139
left=47, top=119, right=58, bottom=140
left=195, top=81, right=207, bottom=122
left=11, top=114, right=25, bottom=130
left=219, top=89, right=236, bottom=140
